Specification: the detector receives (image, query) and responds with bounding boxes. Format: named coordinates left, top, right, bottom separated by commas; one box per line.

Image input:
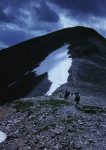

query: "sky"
left=0, top=0, right=106, bottom=48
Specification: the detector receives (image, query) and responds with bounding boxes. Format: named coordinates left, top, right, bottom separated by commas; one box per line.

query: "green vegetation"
left=12, top=99, right=69, bottom=113
left=39, top=99, right=69, bottom=107
left=14, top=100, right=33, bottom=112
left=81, top=105, right=106, bottom=114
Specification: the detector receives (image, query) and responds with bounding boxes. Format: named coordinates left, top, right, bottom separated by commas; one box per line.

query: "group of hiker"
left=64, top=89, right=80, bottom=107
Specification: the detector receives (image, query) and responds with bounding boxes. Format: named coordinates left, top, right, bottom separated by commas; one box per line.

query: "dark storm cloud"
left=0, top=1, right=15, bottom=23
left=34, top=1, right=59, bottom=22
left=0, top=11, right=14, bottom=22
left=49, top=0, right=106, bottom=18
left=0, top=0, right=59, bottom=24
left=0, top=28, right=34, bottom=46
left=0, top=0, right=60, bottom=47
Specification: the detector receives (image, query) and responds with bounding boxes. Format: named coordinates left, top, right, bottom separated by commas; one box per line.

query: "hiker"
left=59, top=92, right=63, bottom=98
left=64, top=90, right=70, bottom=99
left=67, top=91, right=70, bottom=99
left=71, top=93, right=74, bottom=96
left=64, top=90, right=68, bottom=99
left=74, top=92, right=80, bottom=107
left=71, top=93, right=74, bottom=97
left=70, top=93, right=74, bottom=100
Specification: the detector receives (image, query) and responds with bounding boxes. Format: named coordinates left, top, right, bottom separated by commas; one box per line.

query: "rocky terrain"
left=0, top=95, right=106, bottom=150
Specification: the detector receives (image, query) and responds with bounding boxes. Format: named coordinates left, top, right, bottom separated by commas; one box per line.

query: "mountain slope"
left=0, top=26, right=106, bottom=104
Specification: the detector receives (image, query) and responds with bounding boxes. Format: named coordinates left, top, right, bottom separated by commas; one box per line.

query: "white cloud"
left=59, top=13, right=79, bottom=28
left=3, top=6, right=11, bottom=16
left=59, top=13, right=106, bottom=37
left=89, top=16, right=106, bottom=32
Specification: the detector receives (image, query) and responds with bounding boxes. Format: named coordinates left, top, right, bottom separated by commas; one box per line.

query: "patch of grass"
left=39, top=99, right=69, bottom=107
left=14, top=100, right=33, bottom=112
left=81, top=105, right=106, bottom=114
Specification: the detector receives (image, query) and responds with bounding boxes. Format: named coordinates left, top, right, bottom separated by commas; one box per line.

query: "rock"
left=8, top=144, right=19, bottom=150
left=73, top=142, right=82, bottom=149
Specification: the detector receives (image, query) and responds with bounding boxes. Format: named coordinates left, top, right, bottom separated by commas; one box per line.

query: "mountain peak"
left=0, top=26, right=106, bottom=104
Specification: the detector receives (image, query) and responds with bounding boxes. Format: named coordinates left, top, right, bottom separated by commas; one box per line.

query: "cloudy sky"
left=0, top=0, right=106, bottom=48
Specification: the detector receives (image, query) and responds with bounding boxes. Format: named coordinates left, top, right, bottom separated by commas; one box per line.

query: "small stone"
left=88, top=140, right=94, bottom=143
left=67, top=129, right=72, bottom=132
left=7, top=144, right=19, bottom=150
left=73, top=142, right=82, bottom=149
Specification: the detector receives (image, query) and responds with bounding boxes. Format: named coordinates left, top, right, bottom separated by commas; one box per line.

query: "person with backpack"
left=74, top=92, right=80, bottom=107
left=64, top=89, right=70, bottom=100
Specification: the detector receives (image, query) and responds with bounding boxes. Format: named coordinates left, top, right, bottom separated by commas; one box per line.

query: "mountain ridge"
left=1, top=26, right=105, bottom=52
left=0, top=26, right=106, bottom=104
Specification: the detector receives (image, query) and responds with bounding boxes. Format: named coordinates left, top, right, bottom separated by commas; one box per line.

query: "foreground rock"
left=0, top=96, right=106, bottom=150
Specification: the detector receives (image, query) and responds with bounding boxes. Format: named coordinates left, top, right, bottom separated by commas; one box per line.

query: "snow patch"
left=0, top=131, right=7, bottom=143
left=33, top=44, right=72, bottom=95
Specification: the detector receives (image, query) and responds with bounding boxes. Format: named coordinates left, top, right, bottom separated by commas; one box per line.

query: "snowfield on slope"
left=0, top=131, right=7, bottom=143
left=33, top=44, right=72, bottom=95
